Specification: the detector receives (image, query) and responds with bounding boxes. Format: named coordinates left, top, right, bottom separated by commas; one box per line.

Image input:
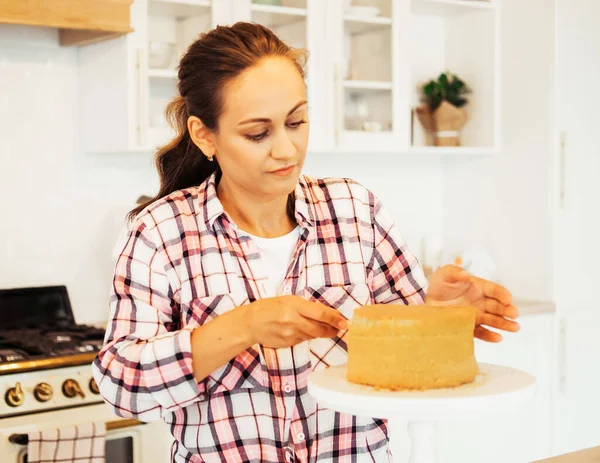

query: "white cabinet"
left=553, top=310, right=600, bottom=456
left=408, top=0, right=500, bottom=154
left=322, top=0, right=500, bottom=153
left=230, top=0, right=328, bottom=152
left=79, top=0, right=501, bottom=155
left=434, top=312, right=555, bottom=463
left=79, top=0, right=231, bottom=154
left=553, top=0, right=600, bottom=313
left=552, top=1, right=600, bottom=454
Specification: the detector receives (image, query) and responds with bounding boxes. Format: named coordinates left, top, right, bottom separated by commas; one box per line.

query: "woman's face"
left=213, top=56, right=309, bottom=199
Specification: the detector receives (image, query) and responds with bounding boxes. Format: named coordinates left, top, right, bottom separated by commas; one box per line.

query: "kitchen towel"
left=27, top=421, right=105, bottom=463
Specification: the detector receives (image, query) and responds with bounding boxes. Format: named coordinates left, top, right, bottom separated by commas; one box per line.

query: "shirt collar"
left=199, top=172, right=314, bottom=233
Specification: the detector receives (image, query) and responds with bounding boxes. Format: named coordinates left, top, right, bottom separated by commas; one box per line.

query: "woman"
left=92, top=22, right=519, bottom=463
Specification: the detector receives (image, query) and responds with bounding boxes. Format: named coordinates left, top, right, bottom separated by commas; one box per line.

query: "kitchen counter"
left=514, top=299, right=556, bottom=316
left=532, top=445, right=600, bottom=462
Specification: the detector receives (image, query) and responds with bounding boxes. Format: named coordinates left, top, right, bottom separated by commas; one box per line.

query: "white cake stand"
left=307, top=363, right=536, bottom=463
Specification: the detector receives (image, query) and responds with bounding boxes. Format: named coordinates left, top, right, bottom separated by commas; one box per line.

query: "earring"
left=206, top=154, right=214, bottom=162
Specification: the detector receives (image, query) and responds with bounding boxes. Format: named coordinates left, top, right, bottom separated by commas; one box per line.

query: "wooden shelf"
left=148, top=0, right=211, bottom=18
left=412, top=0, right=496, bottom=17
left=251, top=4, right=307, bottom=28
left=0, top=0, right=133, bottom=47
left=344, top=15, right=392, bottom=36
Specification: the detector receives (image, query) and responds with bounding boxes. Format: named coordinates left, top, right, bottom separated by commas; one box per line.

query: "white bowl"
left=148, top=42, right=176, bottom=70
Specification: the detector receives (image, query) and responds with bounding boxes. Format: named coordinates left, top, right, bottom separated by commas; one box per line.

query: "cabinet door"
left=324, top=0, right=410, bottom=152
left=80, top=0, right=230, bottom=154
left=554, top=310, right=600, bottom=456
left=230, top=0, right=326, bottom=152
left=79, top=0, right=148, bottom=154
left=433, top=313, right=554, bottom=463
left=554, top=0, right=600, bottom=311
left=145, top=0, right=231, bottom=149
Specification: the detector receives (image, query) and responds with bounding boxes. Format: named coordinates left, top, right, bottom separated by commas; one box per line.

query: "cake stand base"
left=308, top=363, right=536, bottom=463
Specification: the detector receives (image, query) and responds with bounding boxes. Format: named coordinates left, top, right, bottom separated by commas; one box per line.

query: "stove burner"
left=0, top=348, right=28, bottom=363
left=0, top=324, right=106, bottom=365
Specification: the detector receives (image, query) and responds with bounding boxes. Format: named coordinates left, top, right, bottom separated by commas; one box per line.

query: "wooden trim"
left=59, top=28, right=130, bottom=47
left=107, top=418, right=144, bottom=431
left=0, top=0, right=133, bottom=46
left=532, top=446, right=600, bottom=463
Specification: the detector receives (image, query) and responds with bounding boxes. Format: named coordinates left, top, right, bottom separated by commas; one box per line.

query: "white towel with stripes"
left=27, top=422, right=105, bottom=463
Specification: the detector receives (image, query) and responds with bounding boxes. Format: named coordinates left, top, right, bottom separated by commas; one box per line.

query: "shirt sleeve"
left=92, top=219, right=204, bottom=422
left=366, top=195, right=428, bottom=305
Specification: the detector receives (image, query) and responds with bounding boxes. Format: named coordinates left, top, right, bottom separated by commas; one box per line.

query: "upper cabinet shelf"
left=412, top=0, right=496, bottom=16
left=148, top=0, right=211, bottom=18
left=409, top=0, right=500, bottom=151
left=343, top=15, right=392, bottom=35
left=78, top=0, right=501, bottom=157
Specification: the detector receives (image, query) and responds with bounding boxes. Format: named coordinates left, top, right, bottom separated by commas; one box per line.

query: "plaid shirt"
left=92, top=172, right=426, bottom=463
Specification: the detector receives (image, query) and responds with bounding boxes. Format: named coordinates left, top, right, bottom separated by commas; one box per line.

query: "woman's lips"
left=269, top=165, right=295, bottom=176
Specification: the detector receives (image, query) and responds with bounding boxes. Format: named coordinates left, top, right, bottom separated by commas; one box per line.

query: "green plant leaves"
left=420, top=71, right=471, bottom=110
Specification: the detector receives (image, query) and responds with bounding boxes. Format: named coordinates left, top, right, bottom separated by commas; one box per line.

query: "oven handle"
left=8, top=418, right=145, bottom=445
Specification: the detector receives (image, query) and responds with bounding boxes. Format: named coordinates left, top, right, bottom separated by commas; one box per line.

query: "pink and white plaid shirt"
left=93, top=172, right=426, bottom=462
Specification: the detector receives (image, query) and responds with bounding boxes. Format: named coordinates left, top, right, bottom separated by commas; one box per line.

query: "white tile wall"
left=0, top=25, right=159, bottom=324
left=0, top=24, right=444, bottom=324
left=441, top=0, right=555, bottom=300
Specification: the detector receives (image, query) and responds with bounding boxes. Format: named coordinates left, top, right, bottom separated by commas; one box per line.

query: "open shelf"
left=412, top=0, right=496, bottom=17
left=148, top=68, right=178, bottom=79
left=148, top=0, right=211, bottom=18
left=344, top=15, right=392, bottom=35
left=251, top=4, right=307, bottom=29
left=343, top=80, right=393, bottom=91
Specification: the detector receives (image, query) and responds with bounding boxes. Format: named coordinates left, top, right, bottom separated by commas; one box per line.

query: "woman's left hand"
left=425, top=265, right=520, bottom=343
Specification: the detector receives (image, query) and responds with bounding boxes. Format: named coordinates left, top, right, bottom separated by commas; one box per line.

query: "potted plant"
left=415, top=71, right=471, bottom=147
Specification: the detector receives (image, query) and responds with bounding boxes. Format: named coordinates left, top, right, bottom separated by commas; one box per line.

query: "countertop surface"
left=513, top=299, right=556, bottom=316
left=533, top=445, right=600, bottom=462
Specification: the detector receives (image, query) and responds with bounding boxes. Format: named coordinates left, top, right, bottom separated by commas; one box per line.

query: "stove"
left=0, top=285, right=106, bottom=418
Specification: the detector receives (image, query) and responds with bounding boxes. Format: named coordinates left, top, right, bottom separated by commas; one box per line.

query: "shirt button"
left=297, top=432, right=305, bottom=441
left=283, top=384, right=293, bottom=393
left=283, top=285, right=292, bottom=294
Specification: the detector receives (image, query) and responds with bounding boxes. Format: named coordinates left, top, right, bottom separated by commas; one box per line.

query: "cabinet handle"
left=334, top=63, right=343, bottom=147
left=559, top=131, right=567, bottom=209
left=558, top=317, right=567, bottom=394
left=136, top=48, right=148, bottom=149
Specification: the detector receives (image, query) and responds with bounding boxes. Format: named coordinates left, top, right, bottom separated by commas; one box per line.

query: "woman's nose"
left=270, top=129, right=296, bottom=160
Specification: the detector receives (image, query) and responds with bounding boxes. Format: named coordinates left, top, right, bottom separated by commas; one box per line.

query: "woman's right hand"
left=244, top=295, right=348, bottom=348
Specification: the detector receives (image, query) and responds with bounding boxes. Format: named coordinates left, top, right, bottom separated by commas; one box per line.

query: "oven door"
left=1, top=403, right=172, bottom=463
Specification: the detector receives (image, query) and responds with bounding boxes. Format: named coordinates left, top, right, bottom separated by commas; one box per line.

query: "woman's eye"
left=288, top=119, right=307, bottom=129
left=246, top=131, right=268, bottom=142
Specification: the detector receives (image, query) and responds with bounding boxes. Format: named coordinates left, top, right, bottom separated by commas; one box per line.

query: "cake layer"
left=347, top=304, right=478, bottom=390
left=347, top=332, right=478, bottom=390
left=351, top=304, right=476, bottom=336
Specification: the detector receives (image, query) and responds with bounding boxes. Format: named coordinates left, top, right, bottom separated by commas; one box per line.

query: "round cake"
left=347, top=304, right=478, bottom=390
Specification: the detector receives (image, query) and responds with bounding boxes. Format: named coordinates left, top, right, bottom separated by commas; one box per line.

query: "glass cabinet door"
left=232, top=0, right=326, bottom=151
left=329, top=0, right=409, bottom=151
left=145, top=0, right=216, bottom=148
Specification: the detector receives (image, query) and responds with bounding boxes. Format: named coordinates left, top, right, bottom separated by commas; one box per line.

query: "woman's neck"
left=216, top=176, right=296, bottom=238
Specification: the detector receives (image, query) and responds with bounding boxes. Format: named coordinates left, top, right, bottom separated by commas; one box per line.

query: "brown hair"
left=129, top=22, right=308, bottom=220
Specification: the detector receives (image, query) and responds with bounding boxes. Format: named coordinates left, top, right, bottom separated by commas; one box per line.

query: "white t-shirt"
left=244, top=226, right=301, bottom=297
